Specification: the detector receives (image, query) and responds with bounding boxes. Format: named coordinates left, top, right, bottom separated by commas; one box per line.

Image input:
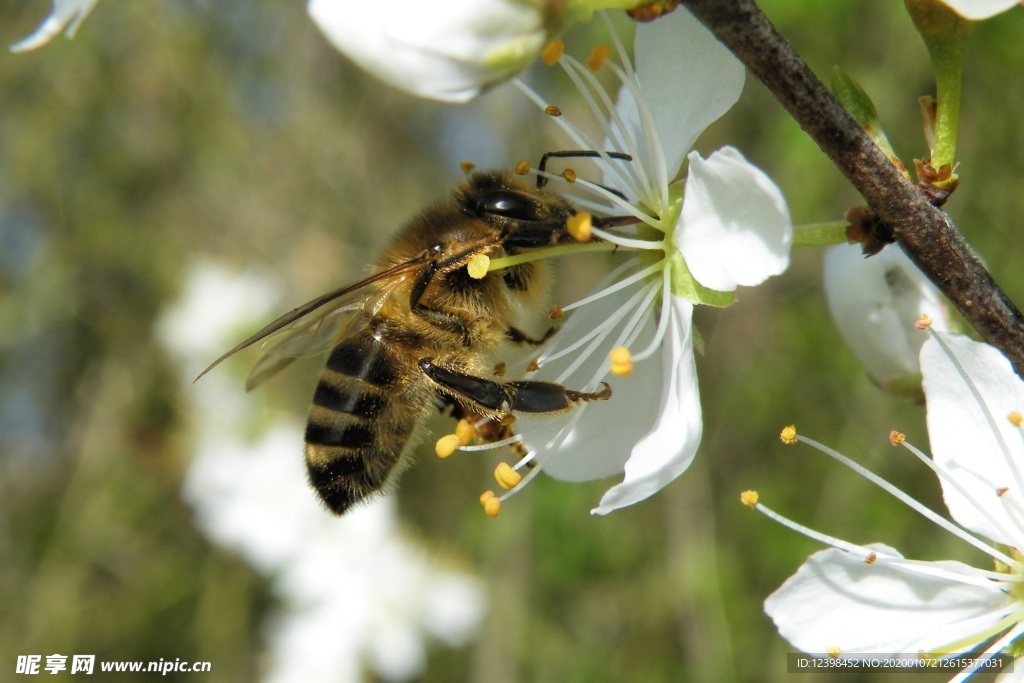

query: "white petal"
left=520, top=280, right=664, bottom=482
left=824, top=242, right=950, bottom=384
left=308, top=0, right=545, bottom=102
left=998, top=655, right=1024, bottom=682
left=940, top=0, right=1020, bottom=20
left=634, top=7, right=745, bottom=175
left=921, top=333, right=1024, bottom=547
left=10, top=0, right=99, bottom=53
left=676, top=147, right=792, bottom=291
left=592, top=298, right=701, bottom=514
left=765, top=544, right=1015, bottom=657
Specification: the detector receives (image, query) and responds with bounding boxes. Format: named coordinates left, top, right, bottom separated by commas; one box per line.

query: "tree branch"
left=680, top=0, right=1024, bottom=376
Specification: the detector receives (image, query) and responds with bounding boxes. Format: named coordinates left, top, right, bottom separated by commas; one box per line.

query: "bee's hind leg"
left=418, top=359, right=611, bottom=416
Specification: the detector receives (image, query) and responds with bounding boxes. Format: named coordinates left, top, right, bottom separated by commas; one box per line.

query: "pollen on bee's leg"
left=609, top=346, right=634, bottom=376
left=780, top=425, right=798, bottom=445
left=480, top=490, right=501, bottom=517
left=467, top=253, right=490, bottom=279
left=494, top=462, right=522, bottom=490
left=566, top=212, right=591, bottom=242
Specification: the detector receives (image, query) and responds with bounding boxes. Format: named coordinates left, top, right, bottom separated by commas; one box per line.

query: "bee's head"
left=459, top=172, right=578, bottom=252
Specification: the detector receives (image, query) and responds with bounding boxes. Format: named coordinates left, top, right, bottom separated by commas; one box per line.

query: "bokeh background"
left=2, top=1, right=1023, bottom=681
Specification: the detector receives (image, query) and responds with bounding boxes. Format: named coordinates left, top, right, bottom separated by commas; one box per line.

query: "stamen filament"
left=930, top=330, right=1024, bottom=496
left=630, top=274, right=672, bottom=363
left=752, top=501, right=883, bottom=558
left=935, top=610, right=1024, bottom=663
left=554, top=285, right=652, bottom=384
left=603, top=58, right=670, bottom=212
left=798, top=434, right=1018, bottom=567
left=458, top=434, right=523, bottom=452
left=560, top=261, right=664, bottom=313
left=754, top=501, right=1016, bottom=585
left=590, top=225, right=664, bottom=250
left=557, top=54, right=648, bottom=199
left=947, top=620, right=1024, bottom=683
left=899, top=439, right=1024, bottom=548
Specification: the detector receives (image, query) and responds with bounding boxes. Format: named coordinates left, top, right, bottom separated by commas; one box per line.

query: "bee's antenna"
left=536, top=150, right=633, bottom=196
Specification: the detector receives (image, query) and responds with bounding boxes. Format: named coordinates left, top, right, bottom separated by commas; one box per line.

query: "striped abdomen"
left=304, top=326, right=418, bottom=514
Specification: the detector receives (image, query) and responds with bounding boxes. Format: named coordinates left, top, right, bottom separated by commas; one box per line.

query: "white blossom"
left=11, top=0, right=98, bottom=52
left=472, top=9, right=791, bottom=515
left=824, top=242, right=950, bottom=387
left=940, top=0, right=1021, bottom=20
left=760, top=331, right=1024, bottom=678
left=309, top=0, right=560, bottom=103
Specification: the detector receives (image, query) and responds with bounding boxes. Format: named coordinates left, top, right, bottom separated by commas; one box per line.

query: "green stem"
left=486, top=241, right=617, bottom=271
left=904, top=0, right=971, bottom=169
left=931, top=50, right=963, bottom=168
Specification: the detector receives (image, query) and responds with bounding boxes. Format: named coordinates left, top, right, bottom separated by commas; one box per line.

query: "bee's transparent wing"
left=194, top=249, right=435, bottom=385
left=243, top=301, right=363, bottom=392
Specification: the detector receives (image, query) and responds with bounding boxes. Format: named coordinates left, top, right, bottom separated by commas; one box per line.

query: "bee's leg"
left=505, top=326, right=555, bottom=346
left=407, top=250, right=477, bottom=345
left=418, top=359, right=611, bottom=416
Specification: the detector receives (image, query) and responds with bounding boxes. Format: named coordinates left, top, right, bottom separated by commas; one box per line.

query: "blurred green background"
left=2, top=1, right=1023, bottom=681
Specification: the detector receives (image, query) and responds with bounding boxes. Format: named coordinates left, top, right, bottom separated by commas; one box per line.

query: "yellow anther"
left=826, top=647, right=841, bottom=659
left=863, top=552, right=877, bottom=564
left=1010, top=411, right=1023, bottom=427
left=514, top=160, right=531, bottom=175
left=460, top=160, right=477, bottom=175
left=566, top=212, right=592, bottom=242
left=435, top=434, right=462, bottom=459
left=998, top=486, right=1010, bottom=497
left=541, top=39, right=564, bottom=66
left=467, top=253, right=490, bottom=279
left=780, top=425, right=798, bottom=445
left=455, top=418, right=476, bottom=445
left=544, top=104, right=562, bottom=117
left=609, top=345, right=634, bottom=377
left=549, top=305, right=564, bottom=320
left=561, top=168, right=577, bottom=184
left=914, top=313, right=933, bottom=330
left=526, top=358, right=540, bottom=373
left=479, top=490, right=501, bottom=517
left=494, top=462, right=522, bottom=490
left=586, top=44, right=612, bottom=72
left=889, top=430, right=905, bottom=446
left=739, top=490, right=759, bottom=508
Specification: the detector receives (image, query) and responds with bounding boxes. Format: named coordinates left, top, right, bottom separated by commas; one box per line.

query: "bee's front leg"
left=418, top=358, right=611, bottom=416
left=504, top=325, right=556, bottom=346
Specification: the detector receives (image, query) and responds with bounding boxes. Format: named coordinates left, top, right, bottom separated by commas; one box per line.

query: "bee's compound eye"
left=477, top=190, right=540, bottom=222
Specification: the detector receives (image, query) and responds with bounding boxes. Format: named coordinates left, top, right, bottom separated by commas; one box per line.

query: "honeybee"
left=198, top=167, right=635, bottom=515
